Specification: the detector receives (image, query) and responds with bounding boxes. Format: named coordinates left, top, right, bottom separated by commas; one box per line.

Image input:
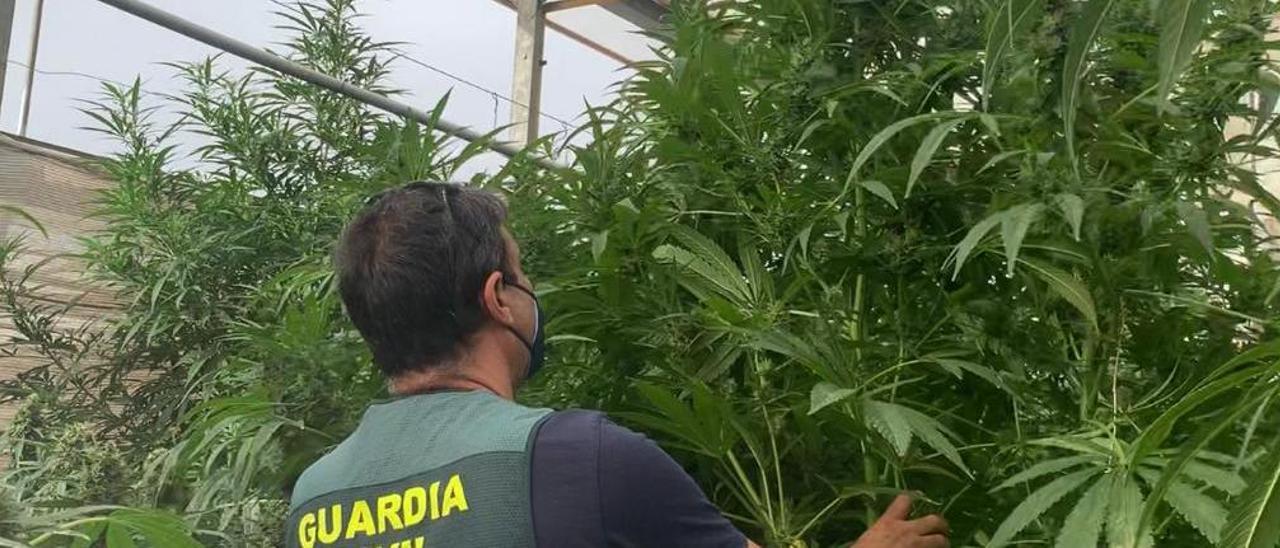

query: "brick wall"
left=0, top=134, right=116, bottom=430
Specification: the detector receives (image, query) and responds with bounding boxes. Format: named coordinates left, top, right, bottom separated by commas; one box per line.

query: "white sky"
left=1, top=0, right=655, bottom=173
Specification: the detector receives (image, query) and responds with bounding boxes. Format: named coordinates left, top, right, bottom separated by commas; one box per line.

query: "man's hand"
left=851, top=493, right=949, bottom=548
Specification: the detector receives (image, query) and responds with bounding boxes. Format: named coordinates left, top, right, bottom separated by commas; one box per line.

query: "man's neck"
left=389, top=362, right=516, bottom=400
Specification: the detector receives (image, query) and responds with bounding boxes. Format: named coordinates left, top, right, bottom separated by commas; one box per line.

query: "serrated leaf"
left=654, top=228, right=751, bottom=305
left=1135, top=468, right=1226, bottom=542
left=1135, top=386, right=1271, bottom=538
left=1020, top=258, right=1098, bottom=329
left=1221, top=438, right=1280, bottom=548
left=1109, top=474, right=1154, bottom=548
left=860, top=180, right=898, bottom=209
left=951, top=210, right=1005, bottom=279
left=653, top=244, right=723, bottom=304
left=983, top=0, right=1046, bottom=108
left=1056, top=476, right=1111, bottom=548
left=993, top=455, right=1098, bottom=492
left=907, top=118, right=967, bottom=197
left=1167, top=481, right=1227, bottom=543
left=1055, top=193, right=1085, bottom=241
left=1001, top=203, right=1044, bottom=276
left=1062, top=0, right=1115, bottom=166
left=669, top=225, right=748, bottom=296
left=1181, top=460, right=1246, bottom=496
left=862, top=399, right=914, bottom=456
left=928, top=358, right=1012, bottom=393
left=988, top=468, right=1098, bottom=548
left=753, top=329, right=833, bottom=379
left=633, top=382, right=713, bottom=454
left=896, top=404, right=971, bottom=474
left=809, top=382, right=857, bottom=415
left=738, top=239, right=772, bottom=302
left=1156, top=0, right=1212, bottom=110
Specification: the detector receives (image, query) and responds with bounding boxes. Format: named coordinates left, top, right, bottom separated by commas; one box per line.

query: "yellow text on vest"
left=295, top=473, right=469, bottom=548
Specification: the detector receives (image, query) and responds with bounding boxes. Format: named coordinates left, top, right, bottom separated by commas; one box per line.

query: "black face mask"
left=502, top=283, right=546, bottom=379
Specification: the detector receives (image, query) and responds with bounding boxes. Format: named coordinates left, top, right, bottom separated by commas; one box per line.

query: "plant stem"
left=890, top=270, right=905, bottom=402
left=852, top=184, right=867, bottom=364
left=861, top=440, right=878, bottom=527
left=754, top=353, right=788, bottom=535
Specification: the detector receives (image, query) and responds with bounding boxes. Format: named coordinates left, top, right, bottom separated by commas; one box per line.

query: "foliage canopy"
left=2, top=0, right=1280, bottom=546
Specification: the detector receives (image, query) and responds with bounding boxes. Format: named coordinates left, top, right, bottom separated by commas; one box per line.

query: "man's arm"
left=594, top=414, right=748, bottom=547
left=531, top=410, right=745, bottom=547
left=592, top=418, right=949, bottom=548
left=531, top=411, right=948, bottom=548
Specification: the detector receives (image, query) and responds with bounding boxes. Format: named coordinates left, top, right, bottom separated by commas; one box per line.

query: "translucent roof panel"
left=545, top=4, right=661, bottom=64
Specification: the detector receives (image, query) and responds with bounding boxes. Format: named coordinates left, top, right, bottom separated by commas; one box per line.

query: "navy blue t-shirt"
left=530, top=410, right=747, bottom=548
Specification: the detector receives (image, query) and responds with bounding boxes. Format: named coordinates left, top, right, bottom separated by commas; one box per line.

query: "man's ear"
left=480, top=271, right=513, bottom=325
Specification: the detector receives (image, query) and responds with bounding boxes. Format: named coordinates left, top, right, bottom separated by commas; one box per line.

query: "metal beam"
left=544, top=0, right=603, bottom=13
left=94, top=0, right=565, bottom=171
left=599, top=0, right=667, bottom=31
left=508, top=0, right=545, bottom=147
left=0, top=0, right=15, bottom=115
left=544, top=0, right=668, bottom=27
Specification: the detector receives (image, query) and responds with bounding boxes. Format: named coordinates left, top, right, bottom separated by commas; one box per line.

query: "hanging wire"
left=388, top=47, right=577, bottom=129
left=8, top=47, right=587, bottom=139
left=4, top=58, right=174, bottom=110
left=5, top=59, right=145, bottom=92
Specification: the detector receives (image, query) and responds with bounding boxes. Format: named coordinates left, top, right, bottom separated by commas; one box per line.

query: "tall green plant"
left=505, top=0, right=1280, bottom=545
left=1, top=0, right=1278, bottom=546
left=0, top=1, right=494, bottom=545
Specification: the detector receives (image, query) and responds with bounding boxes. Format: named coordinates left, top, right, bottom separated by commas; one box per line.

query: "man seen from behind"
left=285, top=182, right=951, bottom=548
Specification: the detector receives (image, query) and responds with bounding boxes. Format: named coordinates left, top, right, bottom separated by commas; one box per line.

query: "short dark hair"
left=335, top=181, right=512, bottom=376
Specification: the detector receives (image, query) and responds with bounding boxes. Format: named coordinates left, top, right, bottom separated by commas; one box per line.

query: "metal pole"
left=0, top=0, right=16, bottom=115
left=18, top=0, right=44, bottom=136
left=94, top=0, right=565, bottom=170
left=509, top=0, right=546, bottom=147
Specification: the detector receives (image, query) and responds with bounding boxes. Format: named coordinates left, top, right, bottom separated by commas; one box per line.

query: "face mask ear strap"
left=498, top=271, right=535, bottom=299
left=494, top=272, right=536, bottom=354
left=503, top=323, right=535, bottom=354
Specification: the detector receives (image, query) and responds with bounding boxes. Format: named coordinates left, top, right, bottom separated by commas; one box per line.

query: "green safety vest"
left=285, top=391, right=553, bottom=548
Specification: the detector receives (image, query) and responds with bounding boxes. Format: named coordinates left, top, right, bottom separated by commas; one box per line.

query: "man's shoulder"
left=529, top=410, right=746, bottom=547
left=533, top=409, right=606, bottom=445
left=532, top=409, right=662, bottom=460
